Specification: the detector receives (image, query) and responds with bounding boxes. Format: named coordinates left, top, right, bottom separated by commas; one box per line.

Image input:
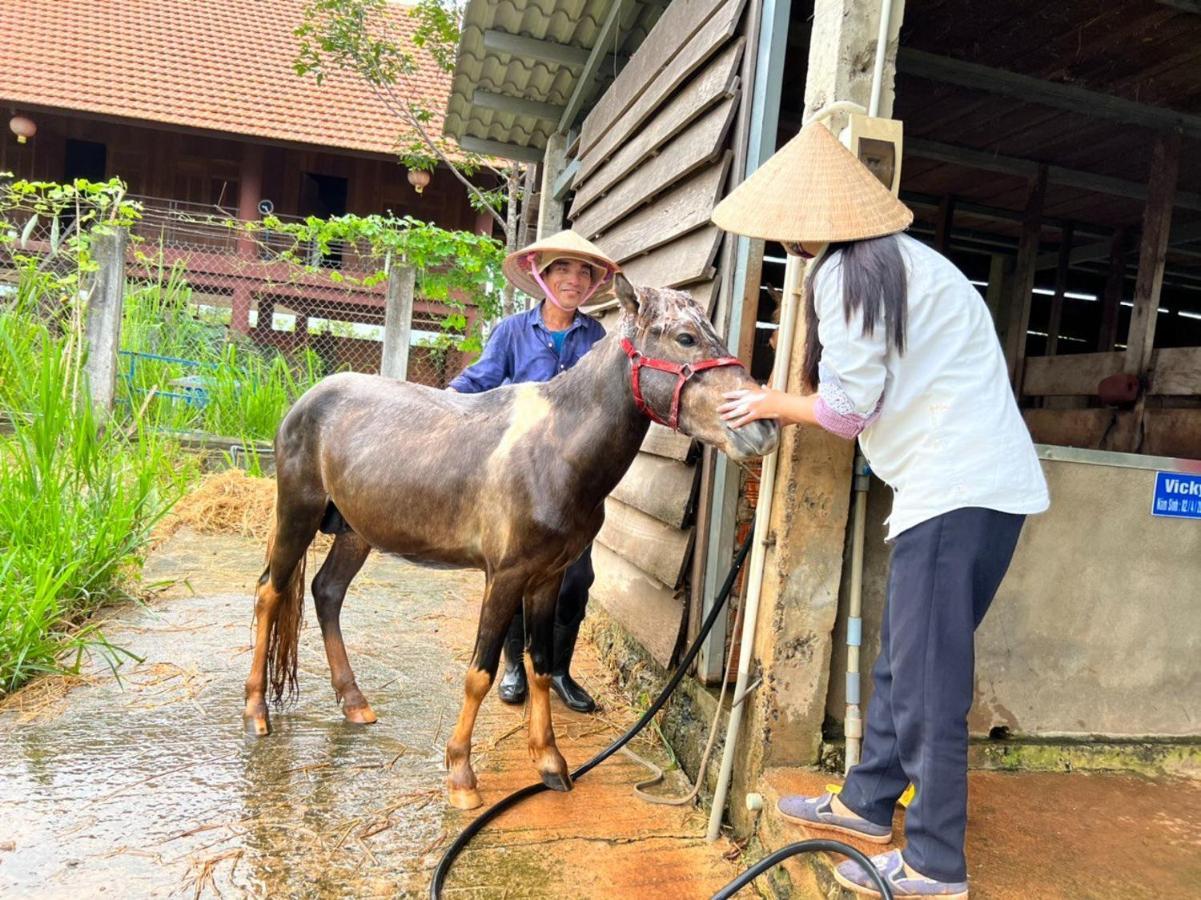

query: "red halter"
left=620, top=337, right=745, bottom=432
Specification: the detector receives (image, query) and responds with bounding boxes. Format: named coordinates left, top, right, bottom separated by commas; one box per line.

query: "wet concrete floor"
left=0, top=529, right=740, bottom=899
left=761, top=767, right=1201, bottom=898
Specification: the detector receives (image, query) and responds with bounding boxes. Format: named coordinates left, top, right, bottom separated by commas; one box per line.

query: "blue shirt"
left=449, top=304, right=606, bottom=393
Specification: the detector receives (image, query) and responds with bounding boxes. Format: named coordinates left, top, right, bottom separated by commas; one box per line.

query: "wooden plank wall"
left=573, top=0, right=747, bottom=667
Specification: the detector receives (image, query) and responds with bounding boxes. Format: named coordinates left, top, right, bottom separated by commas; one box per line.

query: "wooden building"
left=1, top=0, right=492, bottom=378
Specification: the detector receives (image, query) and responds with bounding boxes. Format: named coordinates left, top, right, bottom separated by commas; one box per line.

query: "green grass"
left=0, top=281, right=195, bottom=694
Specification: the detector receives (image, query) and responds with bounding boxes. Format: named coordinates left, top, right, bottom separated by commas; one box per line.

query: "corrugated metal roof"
left=445, top=0, right=666, bottom=159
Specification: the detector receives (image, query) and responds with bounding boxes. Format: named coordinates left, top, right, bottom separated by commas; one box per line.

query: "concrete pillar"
left=728, top=0, right=906, bottom=833
left=381, top=265, right=416, bottom=380
left=84, top=228, right=128, bottom=418
left=231, top=143, right=263, bottom=335
left=537, top=132, right=567, bottom=239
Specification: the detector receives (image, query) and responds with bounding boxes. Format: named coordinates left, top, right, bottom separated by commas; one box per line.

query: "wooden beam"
left=1046, top=222, right=1073, bottom=356
left=985, top=253, right=1012, bottom=335
left=456, top=135, right=543, bottom=163
left=1097, top=228, right=1128, bottom=352
left=1037, top=218, right=1201, bottom=271
left=1124, top=132, right=1181, bottom=377
left=906, top=137, right=1201, bottom=211
left=898, top=49, right=1201, bottom=140
left=482, top=29, right=592, bottom=68
left=934, top=194, right=955, bottom=254
left=1157, top=0, right=1201, bottom=13
left=471, top=89, right=563, bottom=123
left=1006, top=165, right=1047, bottom=390
left=557, top=0, right=634, bottom=133
left=904, top=191, right=1096, bottom=239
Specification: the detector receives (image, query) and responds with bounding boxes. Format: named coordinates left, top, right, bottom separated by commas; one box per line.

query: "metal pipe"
left=868, top=0, right=894, bottom=117
left=706, top=250, right=805, bottom=841
left=844, top=453, right=870, bottom=771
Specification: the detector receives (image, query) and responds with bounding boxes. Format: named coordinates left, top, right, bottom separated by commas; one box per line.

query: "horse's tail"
left=260, top=526, right=307, bottom=707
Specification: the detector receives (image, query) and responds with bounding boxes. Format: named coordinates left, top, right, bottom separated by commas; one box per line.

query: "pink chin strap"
left=527, top=253, right=614, bottom=312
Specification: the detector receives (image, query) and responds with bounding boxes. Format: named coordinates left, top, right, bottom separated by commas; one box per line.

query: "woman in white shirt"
left=712, top=122, right=1048, bottom=899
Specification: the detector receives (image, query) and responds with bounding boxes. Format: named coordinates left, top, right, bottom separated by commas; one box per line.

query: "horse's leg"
left=524, top=574, right=572, bottom=792
left=243, top=502, right=322, bottom=736
left=445, top=571, right=524, bottom=810
left=311, top=530, right=375, bottom=724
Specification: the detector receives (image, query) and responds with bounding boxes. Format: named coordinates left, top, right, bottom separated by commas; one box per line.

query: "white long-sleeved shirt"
left=813, top=234, right=1049, bottom=539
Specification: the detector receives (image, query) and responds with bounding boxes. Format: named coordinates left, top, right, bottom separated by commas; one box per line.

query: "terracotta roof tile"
left=0, top=0, right=450, bottom=157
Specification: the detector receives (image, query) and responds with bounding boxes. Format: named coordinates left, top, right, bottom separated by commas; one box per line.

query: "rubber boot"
left=497, top=614, right=526, bottom=705
left=550, top=621, right=596, bottom=713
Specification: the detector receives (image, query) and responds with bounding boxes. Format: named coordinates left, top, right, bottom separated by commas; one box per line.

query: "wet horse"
left=243, top=275, right=778, bottom=809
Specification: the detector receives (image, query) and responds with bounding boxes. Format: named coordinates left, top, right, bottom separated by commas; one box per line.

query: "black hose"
left=710, top=839, right=892, bottom=899
left=430, top=528, right=754, bottom=899
left=431, top=522, right=892, bottom=900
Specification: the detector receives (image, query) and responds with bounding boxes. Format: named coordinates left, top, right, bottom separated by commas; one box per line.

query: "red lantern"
left=407, top=168, right=431, bottom=194
left=9, top=114, right=36, bottom=144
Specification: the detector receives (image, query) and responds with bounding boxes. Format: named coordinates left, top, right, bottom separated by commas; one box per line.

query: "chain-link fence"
left=124, top=195, right=467, bottom=387
left=0, top=186, right=491, bottom=448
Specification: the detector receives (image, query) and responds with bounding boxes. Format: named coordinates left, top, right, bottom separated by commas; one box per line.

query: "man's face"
left=543, top=258, right=595, bottom=309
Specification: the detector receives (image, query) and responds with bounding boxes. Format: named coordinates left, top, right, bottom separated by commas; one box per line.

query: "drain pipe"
left=844, top=453, right=869, bottom=771
left=705, top=250, right=804, bottom=842
left=868, top=0, right=895, bottom=118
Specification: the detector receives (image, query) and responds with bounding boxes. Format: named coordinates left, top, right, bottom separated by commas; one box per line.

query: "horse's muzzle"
left=726, top=419, right=779, bottom=460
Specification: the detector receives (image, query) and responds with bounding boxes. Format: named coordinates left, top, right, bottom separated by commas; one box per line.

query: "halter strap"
left=620, top=337, right=744, bottom=431
left=527, top=253, right=614, bottom=312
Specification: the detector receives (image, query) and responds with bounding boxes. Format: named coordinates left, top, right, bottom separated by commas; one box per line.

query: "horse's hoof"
left=447, top=787, right=483, bottom=810
left=244, top=714, right=270, bottom=737
left=343, top=704, right=377, bottom=725
left=540, top=769, right=573, bottom=793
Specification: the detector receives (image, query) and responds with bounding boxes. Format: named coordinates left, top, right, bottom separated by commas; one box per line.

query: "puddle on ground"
left=0, top=534, right=484, bottom=899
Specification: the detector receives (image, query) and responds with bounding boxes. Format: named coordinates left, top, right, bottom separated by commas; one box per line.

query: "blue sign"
left=1152, top=471, right=1201, bottom=519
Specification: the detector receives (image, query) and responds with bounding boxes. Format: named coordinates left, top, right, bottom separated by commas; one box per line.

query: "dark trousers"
left=840, top=507, right=1025, bottom=883
left=507, top=545, right=594, bottom=651
left=554, top=544, right=595, bottom=630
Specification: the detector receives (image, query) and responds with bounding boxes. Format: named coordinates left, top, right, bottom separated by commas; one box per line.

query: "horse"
left=243, top=274, right=778, bottom=809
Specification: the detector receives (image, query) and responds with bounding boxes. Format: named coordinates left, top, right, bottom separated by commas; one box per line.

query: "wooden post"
left=1123, top=132, right=1180, bottom=451
left=985, top=253, right=1012, bottom=336
left=84, top=228, right=128, bottom=418
left=934, top=194, right=956, bottom=254
left=381, top=265, right=416, bottom=380
left=1005, top=165, right=1048, bottom=392
left=1097, top=228, right=1127, bottom=352
left=1123, top=132, right=1181, bottom=376
left=231, top=143, right=263, bottom=335
left=1046, top=222, right=1074, bottom=356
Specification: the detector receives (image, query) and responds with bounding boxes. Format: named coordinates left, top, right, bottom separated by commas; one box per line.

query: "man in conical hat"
left=448, top=230, right=620, bottom=713
left=711, top=122, right=1047, bottom=899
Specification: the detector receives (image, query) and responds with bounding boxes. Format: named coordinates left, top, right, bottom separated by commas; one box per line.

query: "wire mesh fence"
left=1, top=187, right=487, bottom=444
left=124, top=195, right=462, bottom=387
left=1, top=189, right=480, bottom=441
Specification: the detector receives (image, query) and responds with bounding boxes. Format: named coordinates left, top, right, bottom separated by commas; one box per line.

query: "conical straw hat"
left=712, top=122, right=913, bottom=244
left=503, top=230, right=621, bottom=300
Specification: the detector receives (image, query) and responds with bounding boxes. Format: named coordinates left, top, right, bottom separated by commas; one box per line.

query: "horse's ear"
left=615, top=273, right=640, bottom=315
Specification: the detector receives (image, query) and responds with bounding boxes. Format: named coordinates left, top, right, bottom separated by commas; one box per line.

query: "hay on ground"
left=157, top=470, right=277, bottom=543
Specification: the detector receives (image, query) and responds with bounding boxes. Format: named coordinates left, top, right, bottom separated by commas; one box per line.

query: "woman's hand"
left=719, top=388, right=788, bottom=429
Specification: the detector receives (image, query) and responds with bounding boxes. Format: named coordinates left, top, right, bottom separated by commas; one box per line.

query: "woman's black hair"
left=801, top=233, right=908, bottom=393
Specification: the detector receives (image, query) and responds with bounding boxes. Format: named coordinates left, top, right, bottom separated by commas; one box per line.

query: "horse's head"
left=615, top=275, right=779, bottom=463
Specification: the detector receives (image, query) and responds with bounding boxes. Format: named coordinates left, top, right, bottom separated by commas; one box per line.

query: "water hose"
left=430, top=522, right=893, bottom=899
